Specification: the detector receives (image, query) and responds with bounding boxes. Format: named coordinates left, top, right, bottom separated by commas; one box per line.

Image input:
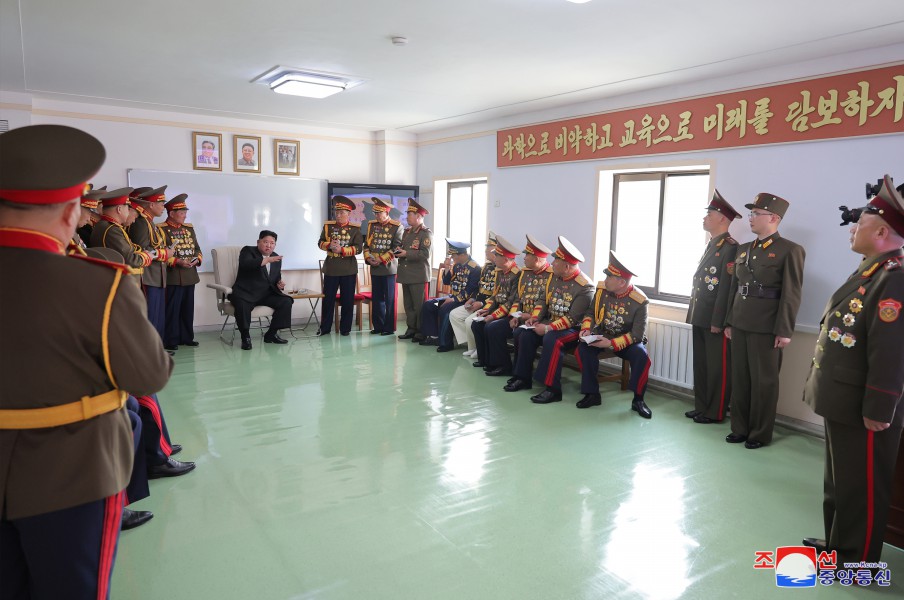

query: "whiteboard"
left=127, top=169, right=326, bottom=271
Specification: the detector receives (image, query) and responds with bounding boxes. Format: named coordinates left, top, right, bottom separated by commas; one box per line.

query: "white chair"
left=207, top=246, right=275, bottom=344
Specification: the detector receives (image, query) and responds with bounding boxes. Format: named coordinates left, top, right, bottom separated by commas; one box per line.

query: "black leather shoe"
left=802, top=538, right=827, bottom=553
left=340, top=332, right=350, bottom=336
left=169, top=444, right=182, bottom=456
left=506, top=376, right=518, bottom=385
left=419, top=337, right=438, bottom=346
left=531, top=389, right=562, bottom=404
left=485, top=367, right=512, bottom=377
left=380, top=331, right=394, bottom=336
left=398, top=331, right=415, bottom=340
left=576, top=394, right=602, bottom=408
left=121, top=508, right=154, bottom=530
left=264, top=332, right=288, bottom=344
left=744, top=440, right=765, bottom=450
left=412, top=334, right=426, bottom=343
left=316, top=329, right=330, bottom=337
left=240, top=337, right=252, bottom=351
left=725, top=433, right=747, bottom=444
left=685, top=409, right=701, bottom=419
left=182, top=341, right=199, bottom=347
left=164, top=345, right=178, bottom=352
left=693, top=414, right=718, bottom=424
left=436, top=346, right=453, bottom=352
left=631, top=398, right=652, bottom=419
left=472, top=361, right=486, bottom=368
left=504, top=379, right=532, bottom=392
left=147, top=457, right=196, bottom=479
left=370, top=329, right=380, bottom=334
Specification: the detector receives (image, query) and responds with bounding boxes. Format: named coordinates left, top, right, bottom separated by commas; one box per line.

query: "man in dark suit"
left=229, top=229, right=294, bottom=350
left=802, top=175, right=904, bottom=566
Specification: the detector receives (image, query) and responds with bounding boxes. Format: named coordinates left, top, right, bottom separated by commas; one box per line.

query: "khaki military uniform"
left=317, top=221, right=363, bottom=334
left=725, top=232, right=805, bottom=444
left=160, top=221, right=202, bottom=286
left=160, top=220, right=203, bottom=347
left=804, top=249, right=904, bottom=564
left=471, top=265, right=520, bottom=366
left=90, top=216, right=152, bottom=276
left=363, top=218, right=403, bottom=276
left=397, top=224, right=433, bottom=333
left=687, top=232, right=739, bottom=420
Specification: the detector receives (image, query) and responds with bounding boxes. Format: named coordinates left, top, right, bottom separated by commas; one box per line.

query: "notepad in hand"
left=581, top=335, right=604, bottom=344
left=509, top=311, right=524, bottom=318
left=519, top=324, right=535, bottom=329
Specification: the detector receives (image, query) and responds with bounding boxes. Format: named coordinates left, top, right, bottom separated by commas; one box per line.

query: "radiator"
left=600, top=317, right=694, bottom=389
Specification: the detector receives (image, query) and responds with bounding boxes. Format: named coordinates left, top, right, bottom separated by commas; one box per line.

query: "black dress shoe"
left=725, top=433, right=747, bottom=444
left=169, top=444, right=182, bottom=456
left=370, top=329, right=380, bottom=334
left=147, top=457, right=196, bottom=479
left=398, top=331, right=415, bottom=340
left=506, top=376, right=518, bottom=385
left=802, top=538, right=827, bottom=553
left=576, top=394, right=602, bottom=408
left=504, top=379, right=532, bottom=392
left=693, top=414, right=718, bottom=424
left=164, top=345, right=178, bottom=352
left=340, top=332, right=350, bottom=336
left=264, top=332, right=288, bottom=344
left=316, top=329, right=329, bottom=337
left=380, top=331, right=394, bottom=336
left=240, top=337, right=252, bottom=351
left=121, top=508, right=154, bottom=531
left=182, top=341, right=199, bottom=347
left=472, top=361, right=486, bottom=368
left=419, top=337, right=438, bottom=346
left=685, top=409, right=701, bottom=419
left=631, top=398, right=652, bottom=419
left=744, top=440, right=765, bottom=450
left=436, top=346, right=453, bottom=352
left=485, top=367, right=512, bottom=377
left=531, top=389, right=562, bottom=404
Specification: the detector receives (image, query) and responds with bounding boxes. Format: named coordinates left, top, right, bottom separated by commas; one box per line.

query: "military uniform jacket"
left=161, top=220, right=203, bottom=286
left=0, top=228, right=173, bottom=519
left=318, top=220, right=364, bottom=276
left=473, top=262, right=498, bottom=304
left=508, top=264, right=554, bottom=315
left=582, top=285, right=649, bottom=351
left=485, top=266, right=521, bottom=318
left=90, top=216, right=152, bottom=275
left=804, top=249, right=904, bottom=427
left=532, top=270, right=594, bottom=331
left=128, top=207, right=173, bottom=287
left=443, top=259, right=481, bottom=303
left=687, top=232, right=738, bottom=329
left=397, top=224, right=433, bottom=284
left=726, top=232, right=805, bottom=337
left=363, top=218, right=403, bottom=276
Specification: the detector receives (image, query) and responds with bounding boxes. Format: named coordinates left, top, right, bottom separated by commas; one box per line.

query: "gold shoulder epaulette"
left=629, top=287, right=648, bottom=303
left=596, top=281, right=606, bottom=289
left=350, top=222, right=362, bottom=228
left=511, top=266, right=520, bottom=274
left=468, top=259, right=479, bottom=268
left=389, top=219, right=401, bottom=226
left=325, top=220, right=337, bottom=225
left=368, top=219, right=379, bottom=224
left=575, top=273, right=590, bottom=286
left=422, top=227, right=432, bottom=233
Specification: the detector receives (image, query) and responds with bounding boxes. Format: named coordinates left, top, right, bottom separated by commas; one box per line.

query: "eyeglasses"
left=748, top=211, right=771, bottom=218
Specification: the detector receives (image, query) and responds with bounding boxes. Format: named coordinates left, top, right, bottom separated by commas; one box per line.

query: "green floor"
left=113, top=329, right=904, bottom=599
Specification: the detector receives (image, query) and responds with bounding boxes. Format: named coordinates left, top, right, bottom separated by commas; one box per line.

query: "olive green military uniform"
left=725, top=232, right=805, bottom=444
left=363, top=218, right=403, bottom=277
left=397, top=224, right=433, bottom=334
left=507, top=263, right=554, bottom=317
left=90, top=216, right=151, bottom=277
left=129, top=205, right=172, bottom=287
left=318, top=220, right=364, bottom=276
left=160, top=220, right=202, bottom=286
left=687, top=232, right=739, bottom=421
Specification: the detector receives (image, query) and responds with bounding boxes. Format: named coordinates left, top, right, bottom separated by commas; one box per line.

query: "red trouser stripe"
left=96, top=490, right=124, bottom=600
left=544, top=331, right=579, bottom=387
left=136, top=395, right=172, bottom=456
left=636, top=357, right=651, bottom=395
left=862, top=430, right=875, bottom=562
left=717, top=334, right=728, bottom=420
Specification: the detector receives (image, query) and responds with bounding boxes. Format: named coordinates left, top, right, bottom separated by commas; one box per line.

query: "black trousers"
left=125, top=397, right=149, bottom=505
left=371, top=274, right=397, bottom=333
left=164, top=284, right=195, bottom=346
left=231, top=293, right=293, bottom=334
left=320, top=274, right=356, bottom=334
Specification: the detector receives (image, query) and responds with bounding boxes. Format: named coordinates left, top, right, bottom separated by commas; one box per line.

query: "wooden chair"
left=319, top=259, right=366, bottom=332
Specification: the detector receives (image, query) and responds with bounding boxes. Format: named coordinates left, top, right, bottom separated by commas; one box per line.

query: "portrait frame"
left=273, top=139, right=300, bottom=176
left=192, top=132, right=223, bottom=171
left=233, top=135, right=262, bottom=173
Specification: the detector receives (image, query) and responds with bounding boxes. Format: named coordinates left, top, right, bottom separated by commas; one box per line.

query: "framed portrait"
left=233, top=135, right=261, bottom=173
left=274, top=139, right=300, bottom=176
left=192, top=132, right=222, bottom=171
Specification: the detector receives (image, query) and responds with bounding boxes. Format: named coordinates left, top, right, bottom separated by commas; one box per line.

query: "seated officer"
left=471, top=235, right=521, bottom=369
left=577, top=251, right=653, bottom=419
left=523, top=237, right=595, bottom=403
left=485, top=234, right=554, bottom=379
left=449, top=232, right=498, bottom=357
left=419, top=239, right=481, bottom=351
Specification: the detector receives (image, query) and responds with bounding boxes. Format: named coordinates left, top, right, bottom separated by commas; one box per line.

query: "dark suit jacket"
left=230, top=246, right=285, bottom=303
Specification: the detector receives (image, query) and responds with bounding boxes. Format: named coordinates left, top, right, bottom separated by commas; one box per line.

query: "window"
left=432, top=178, right=488, bottom=267
left=607, top=170, right=709, bottom=301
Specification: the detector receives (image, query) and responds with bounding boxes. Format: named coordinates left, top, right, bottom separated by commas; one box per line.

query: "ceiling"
left=2, top=0, right=903, bottom=134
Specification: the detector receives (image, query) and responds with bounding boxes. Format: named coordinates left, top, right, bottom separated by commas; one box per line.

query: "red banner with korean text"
left=497, top=64, right=903, bottom=168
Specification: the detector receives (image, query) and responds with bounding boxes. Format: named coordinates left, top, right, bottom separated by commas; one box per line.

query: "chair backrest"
left=357, top=260, right=371, bottom=294
left=436, top=267, right=451, bottom=296
left=212, top=246, right=243, bottom=287
left=318, top=259, right=326, bottom=291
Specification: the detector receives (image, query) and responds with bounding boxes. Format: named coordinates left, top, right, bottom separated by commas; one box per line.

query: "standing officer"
left=317, top=195, right=364, bottom=336
left=396, top=199, right=433, bottom=340
left=419, top=239, right=481, bottom=351
left=0, top=124, right=173, bottom=600
left=526, top=237, right=595, bottom=403
left=91, top=188, right=153, bottom=276
left=470, top=235, right=521, bottom=369
left=686, top=190, right=741, bottom=424
left=160, top=194, right=202, bottom=351
left=484, top=234, right=553, bottom=378
left=578, top=252, right=653, bottom=418
left=450, top=233, right=499, bottom=357
left=724, top=193, right=805, bottom=449
left=76, top=184, right=105, bottom=247
left=130, top=186, right=175, bottom=340
left=363, top=197, right=403, bottom=335
left=801, top=175, right=904, bottom=566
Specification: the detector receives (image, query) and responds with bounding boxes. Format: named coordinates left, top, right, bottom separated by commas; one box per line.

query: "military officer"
left=577, top=252, right=653, bottom=418
left=484, top=234, right=554, bottom=378
left=525, top=237, right=595, bottom=403
left=160, top=194, right=203, bottom=351
left=801, top=175, right=904, bottom=566
left=317, top=195, right=364, bottom=336
left=686, top=190, right=741, bottom=424
left=90, top=188, right=153, bottom=277
left=470, top=235, right=521, bottom=369
left=419, top=239, right=481, bottom=351
left=130, top=186, right=176, bottom=340
left=76, top=184, right=105, bottom=248
left=0, top=124, right=173, bottom=599
left=363, top=197, right=403, bottom=335
left=724, top=193, right=805, bottom=449
left=450, top=233, right=498, bottom=357
left=396, top=199, right=433, bottom=340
